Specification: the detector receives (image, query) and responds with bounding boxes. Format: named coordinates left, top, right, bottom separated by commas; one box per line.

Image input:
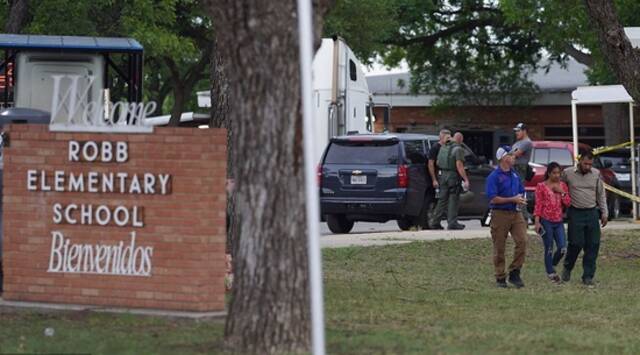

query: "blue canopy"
left=0, top=34, right=143, bottom=53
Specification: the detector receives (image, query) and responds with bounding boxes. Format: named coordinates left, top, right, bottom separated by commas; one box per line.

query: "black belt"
left=491, top=209, right=519, bottom=213
left=569, top=206, right=597, bottom=211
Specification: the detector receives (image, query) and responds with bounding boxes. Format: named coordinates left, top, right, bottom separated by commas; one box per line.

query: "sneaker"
left=496, top=278, right=507, bottom=288
left=582, top=278, right=595, bottom=286
left=447, top=223, right=466, bottom=230
left=547, top=273, right=561, bottom=283
left=429, top=224, right=444, bottom=230
left=508, top=269, right=525, bottom=288
left=561, top=268, right=571, bottom=282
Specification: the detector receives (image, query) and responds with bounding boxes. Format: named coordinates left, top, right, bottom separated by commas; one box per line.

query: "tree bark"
left=584, top=0, right=640, bottom=102
left=165, top=45, right=212, bottom=126
left=208, top=37, right=236, bottom=254
left=209, top=38, right=230, bottom=129
left=4, top=0, right=29, bottom=33
left=603, top=103, right=630, bottom=145
left=203, top=0, right=331, bottom=353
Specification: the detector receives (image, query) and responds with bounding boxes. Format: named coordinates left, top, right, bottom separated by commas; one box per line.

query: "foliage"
left=501, top=0, right=640, bottom=85
left=325, top=0, right=640, bottom=105
left=0, top=0, right=212, bottom=116
left=325, top=0, right=542, bottom=106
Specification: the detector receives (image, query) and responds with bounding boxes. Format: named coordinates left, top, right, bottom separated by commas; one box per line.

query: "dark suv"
left=319, top=134, right=431, bottom=233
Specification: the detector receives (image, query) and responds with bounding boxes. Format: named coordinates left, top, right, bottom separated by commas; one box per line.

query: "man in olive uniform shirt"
left=429, top=132, right=470, bottom=230
left=561, top=151, right=608, bottom=286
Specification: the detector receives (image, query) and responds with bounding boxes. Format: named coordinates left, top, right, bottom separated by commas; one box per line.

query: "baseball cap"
left=496, top=146, right=512, bottom=161
left=513, top=122, right=527, bottom=131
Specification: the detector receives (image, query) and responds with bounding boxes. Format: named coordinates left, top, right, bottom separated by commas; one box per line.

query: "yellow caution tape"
left=603, top=182, right=640, bottom=203
left=592, top=141, right=632, bottom=156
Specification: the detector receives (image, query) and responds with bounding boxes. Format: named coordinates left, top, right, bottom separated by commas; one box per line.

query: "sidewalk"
left=321, top=220, right=640, bottom=248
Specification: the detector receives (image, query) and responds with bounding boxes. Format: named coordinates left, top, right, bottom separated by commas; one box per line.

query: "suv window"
left=532, top=148, right=573, bottom=166
left=325, top=141, right=399, bottom=165
left=403, top=140, right=426, bottom=164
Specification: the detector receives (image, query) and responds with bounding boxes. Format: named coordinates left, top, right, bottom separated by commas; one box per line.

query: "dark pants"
left=429, top=171, right=460, bottom=227
left=490, top=210, right=527, bottom=279
left=564, top=207, right=601, bottom=280
left=540, top=219, right=567, bottom=275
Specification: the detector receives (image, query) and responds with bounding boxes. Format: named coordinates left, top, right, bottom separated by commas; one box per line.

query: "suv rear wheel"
left=397, top=217, right=414, bottom=231
left=326, top=214, right=355, bottom=234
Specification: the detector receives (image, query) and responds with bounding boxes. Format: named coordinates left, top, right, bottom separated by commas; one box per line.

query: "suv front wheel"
left=326, top=214, right=355, bottom=234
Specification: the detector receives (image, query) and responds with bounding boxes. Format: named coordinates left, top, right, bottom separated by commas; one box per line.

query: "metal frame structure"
left=571, top=85, right=637, bottom=220
left=0, top=34, right=143, bottom=109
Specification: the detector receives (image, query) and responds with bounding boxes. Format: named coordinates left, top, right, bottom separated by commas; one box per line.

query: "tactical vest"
left=436, top=142, right=457, bottom=171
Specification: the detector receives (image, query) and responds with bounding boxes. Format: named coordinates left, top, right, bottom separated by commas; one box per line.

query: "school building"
left=366, top=60, right=633, bottom=160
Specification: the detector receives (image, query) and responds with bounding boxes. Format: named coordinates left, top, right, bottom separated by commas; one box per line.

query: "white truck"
left=196, top=37, right=374, bottom=163
left=311, top=37, right=374, bottom=163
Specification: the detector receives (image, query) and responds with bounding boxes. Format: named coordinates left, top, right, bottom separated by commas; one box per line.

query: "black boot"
left=496, top=277, right=507, bottom=288
left=508, top=269, right=525, bottom=288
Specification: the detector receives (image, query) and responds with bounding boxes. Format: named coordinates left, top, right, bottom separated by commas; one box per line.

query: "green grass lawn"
left=2, top=231, right=640, bottom=354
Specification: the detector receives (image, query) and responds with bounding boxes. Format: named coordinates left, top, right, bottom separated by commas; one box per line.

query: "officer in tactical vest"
left=429, top=132, right=470, bottom=230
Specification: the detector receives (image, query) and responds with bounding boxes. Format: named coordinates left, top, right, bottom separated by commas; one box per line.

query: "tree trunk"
left=584, top=0, right=640, bottom=102
left=169, top=85, right=186, bottom=126
left=208, top=38, right=236, bottom=254
left=203, top=0, right=331, bottom=353
left=602, top=103, right=630, bottom=145
left=4, top=0, right=29, bottom=33
left=209, top=38, right=230, bottom=129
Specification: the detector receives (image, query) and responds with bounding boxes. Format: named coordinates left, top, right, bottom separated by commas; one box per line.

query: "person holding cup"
left=485, top=146, right=528, bottom=288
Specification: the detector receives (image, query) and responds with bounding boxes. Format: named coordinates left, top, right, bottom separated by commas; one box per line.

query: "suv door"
left=321, top=138, right=400, bottom=200
left=402, top=140, right=428, bottom=215
left=457, top=143, right=493, bottom=217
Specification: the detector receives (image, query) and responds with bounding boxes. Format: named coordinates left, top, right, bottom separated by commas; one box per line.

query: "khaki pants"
left=490, top=210, right=527, bottom=279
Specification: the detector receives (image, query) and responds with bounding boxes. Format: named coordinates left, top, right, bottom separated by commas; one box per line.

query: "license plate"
left=350, top=175, right=367, bottom=184
left=615, top=173, right=630, bottom=182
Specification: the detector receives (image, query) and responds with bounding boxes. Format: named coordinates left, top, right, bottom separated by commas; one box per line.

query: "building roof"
left=366, top=59, right=589, bottom=95
left=0, top=34, right=143, bottom=53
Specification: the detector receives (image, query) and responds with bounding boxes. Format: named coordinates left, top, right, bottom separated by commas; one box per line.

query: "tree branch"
left=4, top=0, right=29, bottom=33
left=385, top=16, right=504, bottom=47
left=564, top=43, right=594, bottom=67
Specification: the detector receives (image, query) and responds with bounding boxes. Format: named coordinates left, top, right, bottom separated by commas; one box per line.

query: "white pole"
left=630, top=102, right=637, bottom=220
left=296, top=1, right=326, bottom=355
left=572, top=100, right=579, bottom=161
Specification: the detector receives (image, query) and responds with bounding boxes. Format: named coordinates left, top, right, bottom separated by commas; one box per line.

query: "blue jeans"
left=540, top=219, right=567, bottom=275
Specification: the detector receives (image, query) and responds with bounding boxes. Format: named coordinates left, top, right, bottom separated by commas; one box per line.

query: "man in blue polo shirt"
left=486, top=146, right=528, bottom=288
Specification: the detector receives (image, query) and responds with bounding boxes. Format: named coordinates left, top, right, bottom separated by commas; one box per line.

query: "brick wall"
left=1, top=124, right=227, bottom=312
left=373, top=105, right=605, bottom=139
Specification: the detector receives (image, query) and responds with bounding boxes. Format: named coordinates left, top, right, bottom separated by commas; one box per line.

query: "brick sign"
left=1, top=124, right=226, bottom=312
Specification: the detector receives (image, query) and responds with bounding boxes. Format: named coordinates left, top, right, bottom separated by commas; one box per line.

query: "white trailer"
left=311, top=37, right=373, bottom=163
left=196, top=37, right=374, bottom=163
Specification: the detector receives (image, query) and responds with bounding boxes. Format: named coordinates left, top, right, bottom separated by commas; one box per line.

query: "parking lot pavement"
left=320, top=219, right=640, bottom=248
left=320, top=219, right=486, bottom=236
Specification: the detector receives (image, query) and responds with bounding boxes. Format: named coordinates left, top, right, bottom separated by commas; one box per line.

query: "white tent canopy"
left=571, top=85, right=637, bottom=219
left=572, top=85, right=633, bottom=104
